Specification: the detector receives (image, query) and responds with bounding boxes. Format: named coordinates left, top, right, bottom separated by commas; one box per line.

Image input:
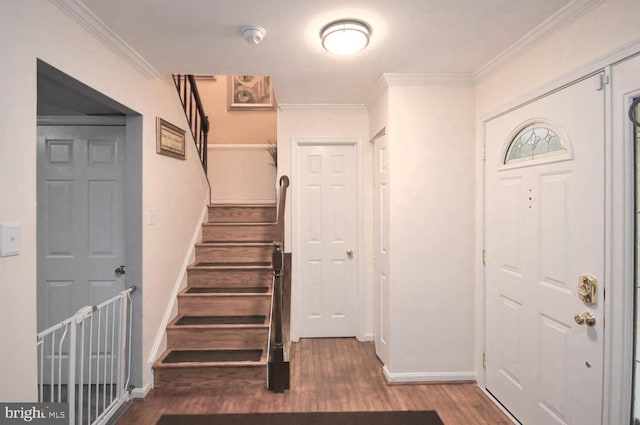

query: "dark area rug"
left=156, top=411, right=444, bottom=425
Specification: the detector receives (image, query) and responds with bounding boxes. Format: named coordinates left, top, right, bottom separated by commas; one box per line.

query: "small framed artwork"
left=156, top=117, right=186, bottom=160
left=228, top=75, right=275, bottom=110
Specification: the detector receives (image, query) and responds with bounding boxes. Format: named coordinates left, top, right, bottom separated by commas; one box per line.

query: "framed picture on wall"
left=228, top=75, right=275, bottom=110
left=156, top=117, right=186, bottom=160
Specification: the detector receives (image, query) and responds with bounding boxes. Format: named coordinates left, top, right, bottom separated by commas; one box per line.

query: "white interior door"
left=373, top=134, right=390, bottom=364
left=37, top=125, right=126, bottom=331
left=296, top=142, right=358, bottom=337
left=484, top=74, right=605, bottom=424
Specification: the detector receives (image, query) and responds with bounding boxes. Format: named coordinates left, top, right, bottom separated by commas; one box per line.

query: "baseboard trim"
left=129, top=384, right=152, bottom=399
left=357, top=332, right=374, bottom=342
left=382, top=366, right=476, bottom=384
left=146, top=197, right=209, bottom=385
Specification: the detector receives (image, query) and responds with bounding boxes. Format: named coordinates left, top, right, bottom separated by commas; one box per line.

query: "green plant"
left=267, top=141, right=277, bottom=168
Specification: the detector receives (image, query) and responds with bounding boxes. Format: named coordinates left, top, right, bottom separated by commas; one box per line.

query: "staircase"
left=153, top=203, right=277, bottom=390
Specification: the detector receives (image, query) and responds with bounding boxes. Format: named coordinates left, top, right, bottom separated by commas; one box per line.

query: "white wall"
left=0, top=1, right=208, bottom=399
left=384, top=82, right=476, bottom=376
left=277, top=105, right=373, bottom=338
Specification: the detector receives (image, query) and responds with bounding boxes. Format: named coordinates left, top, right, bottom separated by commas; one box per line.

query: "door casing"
left=477, top=56, right=640, bottom=424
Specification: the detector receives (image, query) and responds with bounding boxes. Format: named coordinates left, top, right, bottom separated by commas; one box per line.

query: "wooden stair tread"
left=209, top=203, right=275, bottom=207
left=201, top=240, right=273, bottom=244
left=171, top=315, right=268, bottom=327
left=185, top=287, right=269, bottom=294
left=154, top=348, right=267, bottom=368
left=163, top=349, right=262, bottom=363
left=191, top=261, right=271, bottom=267
left=195, top=241, right=273, bottom=247
left=187, top=263, right=271, bottom=271
left=179, top=288, right=272, bottom=297
left=203, top=222, right=275, bottom=226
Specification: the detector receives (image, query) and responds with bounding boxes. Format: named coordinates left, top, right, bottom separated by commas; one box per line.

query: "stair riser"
left=202, top=224, right=277, bottom=242
left=167, top=327, right=269, bottom=350
left=195, top=245, right=272, bottom=263
left=208, top=206, right=276, bottom=223
left=178, top=296, right=271, bottom=316
left=154, top=366, right=266, bottom=389
left=187, top=269, right=272, bottom=287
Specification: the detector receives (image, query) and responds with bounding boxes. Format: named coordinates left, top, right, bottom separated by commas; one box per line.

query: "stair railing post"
left=272, top=242, right=283, bottom=355
left=268, top=241, right=290, bottom=392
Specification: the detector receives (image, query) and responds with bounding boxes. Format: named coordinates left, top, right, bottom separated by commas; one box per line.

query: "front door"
left=484, top=74, right=605, bottom=424
left=37, top=125, right=127, bottom=331
left=296, top=142, right=358, bottom=337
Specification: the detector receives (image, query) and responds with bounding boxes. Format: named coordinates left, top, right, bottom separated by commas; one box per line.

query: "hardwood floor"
left=116, top=338, right=512, bottom=425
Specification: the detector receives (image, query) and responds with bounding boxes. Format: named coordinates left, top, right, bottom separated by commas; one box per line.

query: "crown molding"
left=365, top=73, right=473, bottom=107
left=366, top=75, right=389, bottom=107
left=278, top=104, right=367, bottom=112
left=474, top=0, right=604, bottom=80
left=49, top=0, right=159, bottom=78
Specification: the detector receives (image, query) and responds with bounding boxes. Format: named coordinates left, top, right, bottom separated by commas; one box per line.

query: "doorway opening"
left=36, top=60, right=143, bottom=389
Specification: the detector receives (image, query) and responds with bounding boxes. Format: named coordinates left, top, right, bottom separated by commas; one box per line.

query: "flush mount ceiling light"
left=320, top=19, right=371, bottom=55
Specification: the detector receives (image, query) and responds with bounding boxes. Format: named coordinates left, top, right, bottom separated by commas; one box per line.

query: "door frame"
left=290, top=137, right=366, bottom=341
left=36, top=60, right=144, bottom=389
left=477, top=53, right=639, bottom=424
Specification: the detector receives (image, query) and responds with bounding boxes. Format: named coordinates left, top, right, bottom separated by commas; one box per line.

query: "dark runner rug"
left=156, top=411, right=444, bottom=425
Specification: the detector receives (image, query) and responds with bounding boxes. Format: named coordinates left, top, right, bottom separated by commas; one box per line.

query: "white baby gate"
left=37, top=287, right=135, bottom=425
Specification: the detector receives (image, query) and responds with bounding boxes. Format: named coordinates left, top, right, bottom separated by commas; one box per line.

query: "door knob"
left=574, top=312, right=596, bottom=327
left=115, top=265, right=126, bottom=277
left=346, top=249, right=354, bottom=259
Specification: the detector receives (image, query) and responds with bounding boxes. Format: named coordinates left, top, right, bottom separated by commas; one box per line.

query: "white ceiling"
left=79, top=0, right=576, bottom=104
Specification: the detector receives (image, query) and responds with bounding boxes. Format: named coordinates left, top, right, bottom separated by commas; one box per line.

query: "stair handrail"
left=268, top=175, right=290, bottom=393
left=276, top=175, right=289, bottom=249
left=172, top=75, right=210, bottom=174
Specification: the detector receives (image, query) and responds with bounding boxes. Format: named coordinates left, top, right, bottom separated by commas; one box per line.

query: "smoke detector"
left=242, top=26, right=266, bottom=45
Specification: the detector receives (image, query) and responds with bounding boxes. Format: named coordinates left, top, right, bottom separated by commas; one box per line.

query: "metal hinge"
left=596, top=74, right=610, bottom=91
left=482, top=249, right=486, bottom=266
left=483, top=352, right=487, bottom=369
left=482, top=146, right=486, bottom=161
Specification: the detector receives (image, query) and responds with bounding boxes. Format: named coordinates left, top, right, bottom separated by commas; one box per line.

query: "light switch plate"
left=1, top=223, right=20, bottom=257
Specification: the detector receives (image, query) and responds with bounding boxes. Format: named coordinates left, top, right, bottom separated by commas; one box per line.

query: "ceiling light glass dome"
left=321, top=20, right=371, bottom=55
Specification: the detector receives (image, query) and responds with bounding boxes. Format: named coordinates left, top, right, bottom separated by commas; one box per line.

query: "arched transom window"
left=504, top=121, right=566, bottom=164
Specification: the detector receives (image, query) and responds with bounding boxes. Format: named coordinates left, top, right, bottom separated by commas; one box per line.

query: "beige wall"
left=0, top=1, right=209, bottom=399
left=198, top=75, right=277, bottom=145
left=207, top=144, right=277, bottom=203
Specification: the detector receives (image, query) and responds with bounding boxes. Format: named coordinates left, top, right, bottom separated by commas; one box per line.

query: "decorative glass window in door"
left=504, top=121, right=566, bottom=164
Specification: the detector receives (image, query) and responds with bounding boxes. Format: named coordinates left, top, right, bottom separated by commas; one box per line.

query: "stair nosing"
left=154, top=348, right=268, bottom=369
left=168, top=313, right=270, bottom=327
left=178, top=288, right=272, bottom=297
left=208, top=203, right=276, bottom=207
left=187, top=264, right=273, bottom=270
left=167, top=323, right=270, bottom=330
left=153, top=359, right=267, bottom=369
left=202, top=222, right=276, bottom=226
left=195, top=242, right=274, bottom=247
